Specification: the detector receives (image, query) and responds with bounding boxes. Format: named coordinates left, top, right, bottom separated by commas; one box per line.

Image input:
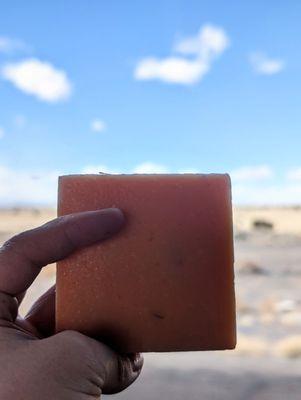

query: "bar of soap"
left=56, top=174, right=236, bottom=353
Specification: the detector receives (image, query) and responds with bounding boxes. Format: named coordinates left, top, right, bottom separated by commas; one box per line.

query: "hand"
left=0, top=208, right=143, bottom=399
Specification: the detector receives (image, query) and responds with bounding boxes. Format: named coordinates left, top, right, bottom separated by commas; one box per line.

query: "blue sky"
left=0, top=1, right=301, bottom=205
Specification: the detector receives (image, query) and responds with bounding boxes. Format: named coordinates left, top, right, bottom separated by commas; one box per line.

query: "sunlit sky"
left=0, top=1, right=301, bottom=205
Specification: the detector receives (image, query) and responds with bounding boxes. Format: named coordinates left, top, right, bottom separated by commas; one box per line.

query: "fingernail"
left=97, top=208, right=125, bottom=237
left=85, top=208, right=125, bottom=239
left=128, top=353, right=144, bottom=372
left=66, top=208, right=126, bottom=247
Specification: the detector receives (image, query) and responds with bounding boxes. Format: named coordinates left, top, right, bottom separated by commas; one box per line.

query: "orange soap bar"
left=56, top=174, right=236, bottom=352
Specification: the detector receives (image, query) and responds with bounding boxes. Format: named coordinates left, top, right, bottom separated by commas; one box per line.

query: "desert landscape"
left=1, top=206, right=301, bottom=399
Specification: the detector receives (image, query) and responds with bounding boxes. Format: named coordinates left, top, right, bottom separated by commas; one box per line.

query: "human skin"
left=0, top=208, right=143, bottom=399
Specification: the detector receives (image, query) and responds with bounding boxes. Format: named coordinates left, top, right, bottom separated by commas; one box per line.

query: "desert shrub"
left=252, top=219, right=274, bottom=230
left=233, top=334, right=267, bottom=356
left=275, top=336, right=301, bottom=358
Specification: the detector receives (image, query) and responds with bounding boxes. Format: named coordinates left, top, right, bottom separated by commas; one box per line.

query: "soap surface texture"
left=56, top=174, right=236, bottom=353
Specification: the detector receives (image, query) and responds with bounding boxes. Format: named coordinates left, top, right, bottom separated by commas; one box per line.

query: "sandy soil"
left=1, top=206, right=301, bottom=399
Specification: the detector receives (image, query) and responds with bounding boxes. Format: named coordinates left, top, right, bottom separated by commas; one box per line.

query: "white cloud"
left=178, top=168, right=200, bottom=174
left=0, top=36, right=30, bottom=54
left=81, top=163, right=202, bottom=175
left=13, top=114, right=26, bottom=128
left=0, top=166, right=59, bottom=206
left=287, top=168, right=301, bottom=181
left=81, top=162, right=199, bottom=175
left=232, top=183, right=301, bottom=205
left=230, top=165, right=273, bottom=182
left=82, top=162, right=170, bottom=175
left=135, top=57, right=209, bottom=85
left=1, top=58, right=72, bottom=102
left=249, top=52, right=285, bottom=75
left=81, top=165, right=121, bottom=174
left=78, top=164, right=301, bottom=204
left=174, top=24, right=229, bottom=58
left=134, top=24, right=229, bottom=85
left=132, top=162, right=169, bottom=174
left=0, top=127, right=4, bottom=139
left=91, top=119, right=106, bottom=132
left=2, top=162, right=301, bottom=206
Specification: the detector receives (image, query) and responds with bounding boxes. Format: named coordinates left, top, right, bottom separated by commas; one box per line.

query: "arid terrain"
left=1, top=206, right=301, bottom=399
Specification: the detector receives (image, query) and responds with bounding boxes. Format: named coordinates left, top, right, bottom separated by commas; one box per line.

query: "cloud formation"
left=287, top=168, right=301, bottom=181
left=249, top=52, right=285, bottom=75
left=230, top=165, right=273, bottom=182
left=81, top=162, right=169, bottom=175
left=3, top=163, right=301, bottom=206
left=233, top=183, right=301, bottom=205
left=0, top=36, right=30, bottom=54
left=91, top=119, right=106, bottom=132
left=135, top=57, right=209, bottom=85
left=174, top=25, right=229, bottom=58
left=178, top=168, right=200, bottom=174
left=132, top=162, right=169, bottom=174
left=1, top=58, right=72, bottom=102
left=13, top=115, right=26, bottom=128
left=81, top=165, right=120, bottom=174
left=135, top=24, right=229, bottom=85
left=0, top=166, right=59, bottom=205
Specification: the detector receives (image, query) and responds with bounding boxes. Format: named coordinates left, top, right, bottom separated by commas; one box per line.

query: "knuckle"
left=54, top=330, right=94, bottom=357
left=0, top=231, right=41, bottom=268
left=2, top=232, right=26, bottom=251
left=56, top=329, right=86, bottom=344
left=60, top=220, right=81, bottom=251
left=48, top=330, right=92, bottom=367
left=0, top=235, right=26, bottom=264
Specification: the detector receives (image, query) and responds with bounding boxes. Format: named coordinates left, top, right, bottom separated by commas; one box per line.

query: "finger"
left=110, top=352, right=144, bottom=394
left=48, top=330, right=143, bottom=395
left=16, top=290, right=27, bottom=305
left=25, top=285, right=56, bottom=337
left=0, top=290, right=27, bottom=326
left=0, top=292, right=18, bottom=322
left=104, top=352, right=144, bottom=394
left=0, top=208, right=125, bottom=297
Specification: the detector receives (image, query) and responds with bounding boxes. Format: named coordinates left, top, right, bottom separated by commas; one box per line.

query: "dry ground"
left=1, top=206, right=301, bottom=399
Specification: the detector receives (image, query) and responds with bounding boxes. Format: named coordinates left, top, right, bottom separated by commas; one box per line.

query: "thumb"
left=44, top=330, right=143, bottom=395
